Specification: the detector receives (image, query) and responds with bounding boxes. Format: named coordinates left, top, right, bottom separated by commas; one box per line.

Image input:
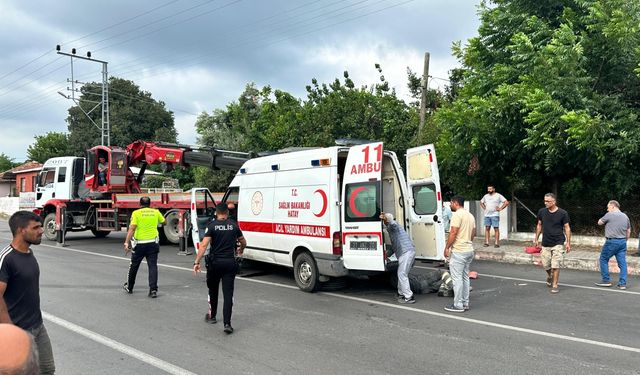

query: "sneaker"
left=594, top=281, right=612, bottom=287
left=617, top=285, right=627, bottom=290
left=463, top=305, right=470, bottom=311
left=204, top=313, right=217, bottom=324
left=444, top=304, right=465, bottom=313
left=123, top=283, right=132, bottom=294
left=148, top=290, right=158, bottom=298
left=398, top=296, right=416, bottom=304
left=223, top=324, right=234, bottom=334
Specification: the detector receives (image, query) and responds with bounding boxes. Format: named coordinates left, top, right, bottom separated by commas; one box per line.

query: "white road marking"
left=415, top=265, right=640, bottom=295
left=18, top=240, right=640, bottom=356
left=42, top=312, right=197, bottom=375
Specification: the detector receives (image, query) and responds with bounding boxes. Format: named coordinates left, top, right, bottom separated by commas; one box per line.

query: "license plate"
left=349, top=241, right=378, bottom=251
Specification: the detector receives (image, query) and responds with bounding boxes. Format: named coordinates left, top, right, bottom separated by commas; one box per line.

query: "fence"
left=514, top=197, right=640, bottom=237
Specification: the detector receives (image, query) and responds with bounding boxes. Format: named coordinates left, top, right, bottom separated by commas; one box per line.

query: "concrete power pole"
left=56, top=45, right=110, bottom=146
left=418, top=52, right=430, bottom=135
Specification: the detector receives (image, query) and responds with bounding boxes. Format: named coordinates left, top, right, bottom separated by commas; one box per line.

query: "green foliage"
left=141, top=175, right=168, bottom=189
left=435, top=0, right=640, bottom=199
left=0, top=153, right=16, bottom=172
left=194, top=66, right=434, bottom=191
left=66, top=77, right=177, bottom=155
left=27, top=132, right=70, bottom=163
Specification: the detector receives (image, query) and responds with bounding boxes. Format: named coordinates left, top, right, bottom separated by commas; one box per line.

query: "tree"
left=0, top=153, right=16, bottom=172
left=66, top=77, right=177, bottom=155
left=26, top=132, right=70, bottom=163
left=434, top=0, right=640, bottom=198
left=194, top=67, right=424, bottom=186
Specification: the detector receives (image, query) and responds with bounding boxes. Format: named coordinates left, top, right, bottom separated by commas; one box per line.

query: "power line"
left=78, top=0, right=221, bottom=50
left=0, top=49, right=55, bottom=83
left=115, top=0, right=407, bottom=81
left=62, top=0, right=179, bottom=46
left=0, top=0, right=180, bottom=94
left=110, top=0, right=389, bottom=79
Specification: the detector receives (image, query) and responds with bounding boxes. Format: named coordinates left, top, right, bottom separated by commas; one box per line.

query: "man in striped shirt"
left=0, top=211, right=56, bottom=374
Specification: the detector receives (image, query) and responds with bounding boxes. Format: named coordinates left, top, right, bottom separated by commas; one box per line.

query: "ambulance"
left=190, top=141, right=445, bottom=292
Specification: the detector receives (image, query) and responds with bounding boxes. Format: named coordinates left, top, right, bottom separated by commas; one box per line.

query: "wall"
left=14, top=171, right=38, bottom=193
left=0, top=197, right=19, bottom=216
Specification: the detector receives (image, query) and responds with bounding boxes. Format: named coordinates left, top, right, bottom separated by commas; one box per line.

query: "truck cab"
left=36, top=157, right=86, bottom=206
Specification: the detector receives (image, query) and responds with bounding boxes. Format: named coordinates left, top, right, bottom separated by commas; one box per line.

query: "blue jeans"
left=450, top=251, right=474, bottom=309
left=599, top=238, right=627, bottom=286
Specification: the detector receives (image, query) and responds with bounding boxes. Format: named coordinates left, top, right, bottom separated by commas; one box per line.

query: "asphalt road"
left=1, top=222, right=639, bottom=375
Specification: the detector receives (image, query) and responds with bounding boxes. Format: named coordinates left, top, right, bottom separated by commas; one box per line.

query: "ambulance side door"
left=189, top=188, right=218, bottom=254
left=405, top=145, right=445, bottom=260
left=341, top=142, right=385, bottom=271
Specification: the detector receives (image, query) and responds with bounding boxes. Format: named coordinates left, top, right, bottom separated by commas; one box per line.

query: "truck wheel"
left=162, top=210, right=180, bottom=244
left=91, top=229, right=110, bottom=238
left=294, top=252, right=320, bottom=292
left=43, top=213, right=57, bottom=241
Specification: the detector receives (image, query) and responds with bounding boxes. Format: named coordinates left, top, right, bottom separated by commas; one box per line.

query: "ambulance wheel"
left=294, top=252, right=319, bottom=292
left=91, top=229, right=110, bottom=238
left=321, top=277, right=348, bottom=291
left=43, top=213, right=57, bottom=241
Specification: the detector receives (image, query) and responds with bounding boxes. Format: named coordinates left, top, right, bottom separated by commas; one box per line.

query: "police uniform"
left=124, top=207, right=165, bottom=295
left=203, top=218, right=243, bottom=326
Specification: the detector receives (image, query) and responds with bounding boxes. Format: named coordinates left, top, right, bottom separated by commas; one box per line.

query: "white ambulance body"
left=190, top=142, right=445, bottom=292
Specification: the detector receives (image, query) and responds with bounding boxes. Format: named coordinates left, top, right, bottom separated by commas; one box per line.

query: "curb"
left=474, top=250, right=640, bottom=276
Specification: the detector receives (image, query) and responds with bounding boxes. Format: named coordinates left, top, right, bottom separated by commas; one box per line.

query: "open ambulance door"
left=341, top=142, right=385, bottom=271
left=189, top=188, right=218, bottom=255
left=406, top=145, right=445, bottom=260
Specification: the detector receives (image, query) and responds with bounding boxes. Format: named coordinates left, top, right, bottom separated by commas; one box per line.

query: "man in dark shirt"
left=0, top=211, right=55, bottom=374
left=534, top=193, right=571, bottom=294
left=193, top=203, right=246, bottom=334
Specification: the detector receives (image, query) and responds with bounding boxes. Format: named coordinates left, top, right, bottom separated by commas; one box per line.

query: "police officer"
left=193, top=203, right=246, bottom=334
left=123, top=196, right=165, bottom=298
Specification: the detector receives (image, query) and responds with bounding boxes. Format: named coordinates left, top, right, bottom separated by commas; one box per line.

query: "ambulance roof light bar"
left=334, top=138, right=377, bottom=146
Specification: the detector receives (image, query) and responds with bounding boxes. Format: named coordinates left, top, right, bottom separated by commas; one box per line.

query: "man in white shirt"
left=480, top=185, right=509, bottom=248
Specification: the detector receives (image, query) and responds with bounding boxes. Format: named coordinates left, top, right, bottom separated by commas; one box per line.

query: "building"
left=0, top=162, right=43, bottom=196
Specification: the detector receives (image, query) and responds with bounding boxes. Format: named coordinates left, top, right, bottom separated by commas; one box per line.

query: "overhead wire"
left=109, top=0, right=385, bottom=79
left=1, top=0, right=416, bottom=121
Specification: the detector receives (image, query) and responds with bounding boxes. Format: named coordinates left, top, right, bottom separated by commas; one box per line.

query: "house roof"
left=0, top=162, right=43, bottom=180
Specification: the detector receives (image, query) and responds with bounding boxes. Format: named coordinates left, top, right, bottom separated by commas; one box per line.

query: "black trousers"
left=127, top=242, right=159, bottom=291
left=206, top=258, right=238, bottom=325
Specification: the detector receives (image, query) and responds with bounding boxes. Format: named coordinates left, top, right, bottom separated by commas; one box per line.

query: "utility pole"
left=418, top=52, right=430, bottom=135
left=56, top=45, right=110, bottom=146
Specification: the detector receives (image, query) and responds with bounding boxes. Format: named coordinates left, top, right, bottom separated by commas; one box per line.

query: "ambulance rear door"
left=341, top=142, right=385, bottom=271
left=405, top=145, right=445, bottom=260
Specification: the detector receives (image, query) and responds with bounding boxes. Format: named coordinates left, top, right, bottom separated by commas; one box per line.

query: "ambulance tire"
left=43, top=213, right=58, bottom=241
left=320, top=277, right=348, bottom=291
left=91, top=229, right=110, bottom=238
left=294, top=252, right=320, bottom=292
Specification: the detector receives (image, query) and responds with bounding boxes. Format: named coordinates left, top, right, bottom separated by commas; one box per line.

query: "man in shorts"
left=534, top=193, right=571, bottom=294
left=480, top=185, right=509, bottom=247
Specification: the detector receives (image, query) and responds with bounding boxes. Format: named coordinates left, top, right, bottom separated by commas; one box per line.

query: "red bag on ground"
left=525, top=246, right=541, bottom=254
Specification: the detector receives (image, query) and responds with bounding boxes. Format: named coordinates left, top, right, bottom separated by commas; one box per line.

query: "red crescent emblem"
left=313, top=189, right=328, bottom=217
left=348, top=186, right=368, bottom=217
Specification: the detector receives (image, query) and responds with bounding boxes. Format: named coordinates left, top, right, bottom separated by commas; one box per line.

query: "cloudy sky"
left=0, top=0, right=480, bottom=162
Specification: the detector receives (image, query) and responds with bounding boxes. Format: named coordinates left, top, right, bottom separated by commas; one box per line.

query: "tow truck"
left=35, top=140, right=251, bottom=244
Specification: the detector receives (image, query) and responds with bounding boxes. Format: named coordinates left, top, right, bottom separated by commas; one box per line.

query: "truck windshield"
left=39, top=168, right=55, bottom=188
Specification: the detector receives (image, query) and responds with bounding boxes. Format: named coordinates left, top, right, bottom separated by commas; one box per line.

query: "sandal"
left=550, top=288, right=559, bottom=294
